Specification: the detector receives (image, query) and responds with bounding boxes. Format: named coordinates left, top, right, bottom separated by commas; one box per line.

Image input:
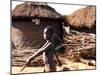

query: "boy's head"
left=43, top=26, right=54, bottom=40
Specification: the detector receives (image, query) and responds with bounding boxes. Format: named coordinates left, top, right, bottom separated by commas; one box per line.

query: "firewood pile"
left=64, top=30, right=96, bottom=61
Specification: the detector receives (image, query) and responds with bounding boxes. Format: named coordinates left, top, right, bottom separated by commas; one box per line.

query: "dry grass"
left=65, top=6, right=96, bottom=29
left=12, top=1, right=61, bottom=19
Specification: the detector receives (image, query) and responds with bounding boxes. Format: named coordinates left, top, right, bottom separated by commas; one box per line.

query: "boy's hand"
left=26, top=57, right=33, bottom=66
left=20, top=57, right=33, bottom=72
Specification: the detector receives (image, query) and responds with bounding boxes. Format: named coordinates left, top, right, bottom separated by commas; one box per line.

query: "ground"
left=12, top=55, right=95, bottom=74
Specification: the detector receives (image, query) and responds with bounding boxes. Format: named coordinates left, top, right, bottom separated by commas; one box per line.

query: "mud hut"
left=12, top=2, right=64, bottom=50
left=66, top=6, right=96, bottom=33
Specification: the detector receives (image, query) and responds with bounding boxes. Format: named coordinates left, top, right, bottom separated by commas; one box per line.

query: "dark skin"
left=26, top=28, right=62, bottom=72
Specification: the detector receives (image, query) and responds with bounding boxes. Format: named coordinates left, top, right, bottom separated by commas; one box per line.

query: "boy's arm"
left=41, top=41, right=48, bottom=48
left=26, top=42, right=52, bottom=65
left=20, top=42, right=52, bottom=72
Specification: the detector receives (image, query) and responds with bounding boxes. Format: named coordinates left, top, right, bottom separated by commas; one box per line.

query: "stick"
left=55, top=53, right=62, bottom=67
left=20, top=63, right=27, bottom=72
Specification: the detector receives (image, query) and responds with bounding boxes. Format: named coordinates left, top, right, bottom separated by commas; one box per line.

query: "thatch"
left=12, top=1, right=62, bottom=20
left=67, top=6, right=96, bottom=29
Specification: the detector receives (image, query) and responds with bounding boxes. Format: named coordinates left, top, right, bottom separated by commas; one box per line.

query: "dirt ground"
left=12, top=58, right=95, bottom=74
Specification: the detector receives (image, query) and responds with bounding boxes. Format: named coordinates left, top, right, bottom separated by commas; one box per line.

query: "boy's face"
left=43, top=29, right=51, bottom=40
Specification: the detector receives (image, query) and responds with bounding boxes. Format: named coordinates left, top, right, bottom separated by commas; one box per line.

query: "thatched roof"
left=67, top=6, right=96, bottom=29
left=12, top=1, right=62, bottom=20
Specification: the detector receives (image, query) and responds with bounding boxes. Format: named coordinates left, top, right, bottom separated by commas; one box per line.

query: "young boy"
left=25, top=26, right=62, bottom=72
